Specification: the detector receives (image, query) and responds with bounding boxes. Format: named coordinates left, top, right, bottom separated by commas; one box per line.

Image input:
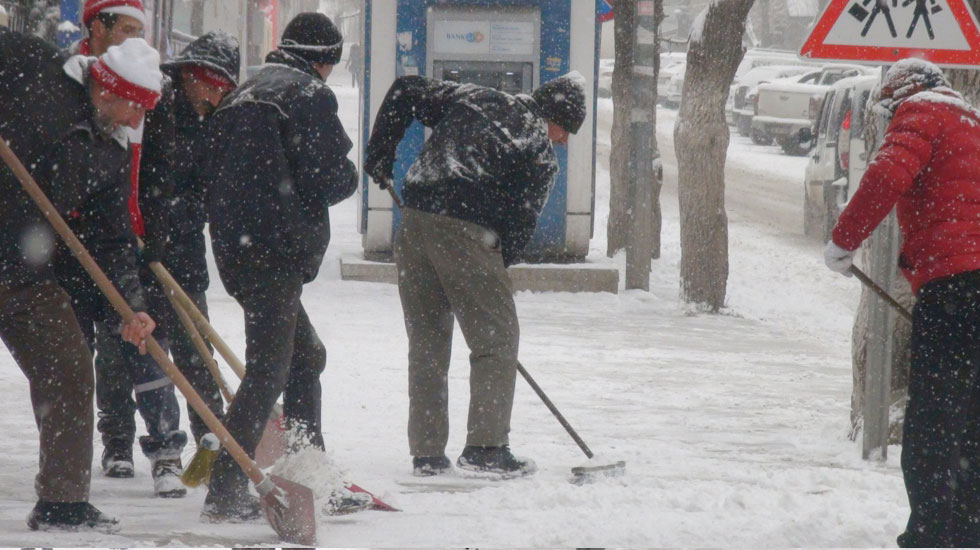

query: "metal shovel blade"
left=254, top=415, right=287, bottom=468
left=571, top=460, right=626, bottom=484
left=261, top=474, right=317, bottom=546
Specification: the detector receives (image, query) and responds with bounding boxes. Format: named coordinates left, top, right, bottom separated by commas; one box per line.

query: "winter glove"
left=824, top=240, right=855, bottom=276
left=141, top=233, right=168, bottom=264
left=364, top=150, right=394, bottom=190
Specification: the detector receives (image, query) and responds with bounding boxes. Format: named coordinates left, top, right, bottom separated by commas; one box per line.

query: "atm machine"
left=359, top=0, right=600, bottom=263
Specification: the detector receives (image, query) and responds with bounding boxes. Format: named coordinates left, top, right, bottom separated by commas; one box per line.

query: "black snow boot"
left=412, top=455, right=452, bottom=477
left=27, top=501, right=120, bottom=533
left=201, top=491, right=263, bottom=523
left=101, top=444, right=134, bottom=478
left=457, top=445, right=537, bottom=478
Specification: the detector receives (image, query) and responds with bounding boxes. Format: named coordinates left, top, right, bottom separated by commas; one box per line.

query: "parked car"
left=752, top=64, right=875, bottom=155
left=802, top=74, right=878, bottom=241
left=726, top=49, right=812, bottom=124
left=664, top=64, right=686, bottom=108
left=731, top=65, right=814, bottom=138
left=657, top=53, right=686, bottom=105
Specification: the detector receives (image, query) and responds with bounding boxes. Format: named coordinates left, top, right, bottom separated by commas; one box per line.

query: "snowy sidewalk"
left=0, top=86, right=910, bottom=547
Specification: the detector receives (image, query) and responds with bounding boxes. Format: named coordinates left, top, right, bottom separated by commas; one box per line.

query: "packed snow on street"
left=0, top=68, right=908, bottom=547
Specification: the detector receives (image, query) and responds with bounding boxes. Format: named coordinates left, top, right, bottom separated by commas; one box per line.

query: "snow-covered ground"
left=0, top=68, right=909, bottom=547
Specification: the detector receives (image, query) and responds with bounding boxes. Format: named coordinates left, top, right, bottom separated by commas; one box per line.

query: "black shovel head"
left=571, top=459, right=626, bottom=484
left=261, top=474, right=317, bottom=546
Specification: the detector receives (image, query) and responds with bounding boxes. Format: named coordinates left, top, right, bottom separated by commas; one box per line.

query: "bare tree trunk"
left=649, top=1, right=664, bottom=260
left=607, top=0, right=635, bottom=257
left=674, top=0, right=754, bottom=311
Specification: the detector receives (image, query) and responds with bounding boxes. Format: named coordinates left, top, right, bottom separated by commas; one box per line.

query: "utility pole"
left=625, top=0, right=660, bottom=290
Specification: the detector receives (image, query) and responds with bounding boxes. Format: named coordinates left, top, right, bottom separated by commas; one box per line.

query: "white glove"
left=824, top=240, right=855, bottom=276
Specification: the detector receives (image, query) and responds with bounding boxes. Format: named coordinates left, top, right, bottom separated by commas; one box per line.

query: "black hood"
left=162, top=30, right=241, bottom=86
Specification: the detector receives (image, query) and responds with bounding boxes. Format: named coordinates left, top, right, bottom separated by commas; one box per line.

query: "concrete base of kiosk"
left=339, top=255, right=620, bottom=294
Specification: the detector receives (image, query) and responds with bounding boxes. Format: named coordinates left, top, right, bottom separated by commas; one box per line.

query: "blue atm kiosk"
left=359, top=0, right=600, bottom=262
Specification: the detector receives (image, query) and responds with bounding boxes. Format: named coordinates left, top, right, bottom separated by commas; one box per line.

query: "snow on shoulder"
left=906, top=88, right=980, bottom=120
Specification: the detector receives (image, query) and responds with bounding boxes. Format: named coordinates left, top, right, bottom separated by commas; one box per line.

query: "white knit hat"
left=90, top=38, right=163, bottom=109
left=83, top=0, right=145, bottom=27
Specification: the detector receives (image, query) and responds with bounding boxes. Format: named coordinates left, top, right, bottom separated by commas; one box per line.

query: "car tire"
left=750, top=128, right=773, bottom=146
left=736, top=116, right=752, bottom=137
left=803, top=186, right=821, bottom=239
left=823, top=182, right=843, bottom=243
left=780, top=134, right=811, bottom=156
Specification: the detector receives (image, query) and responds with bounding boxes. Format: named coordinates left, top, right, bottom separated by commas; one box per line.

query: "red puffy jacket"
left=832, top=89, right=980, bottom=294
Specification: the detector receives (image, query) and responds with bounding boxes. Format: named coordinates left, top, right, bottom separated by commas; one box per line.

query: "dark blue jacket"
left=204, top=50, right=358, bottom=285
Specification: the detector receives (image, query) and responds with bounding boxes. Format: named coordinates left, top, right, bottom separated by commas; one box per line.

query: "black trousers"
left=898, top=270, right=980, bottom=548
left=206, top=270, right=326, bottom=504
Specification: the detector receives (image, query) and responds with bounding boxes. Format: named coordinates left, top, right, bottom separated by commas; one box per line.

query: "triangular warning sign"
left=800, top=0, right=980, bottom=68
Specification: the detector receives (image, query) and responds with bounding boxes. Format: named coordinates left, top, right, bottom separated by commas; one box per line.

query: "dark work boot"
left=201, top=492, right=263, bottom=523
left=27, top=501, right=120, bottom=533
left=101, top=444, right=134, bottom=478
left=412, top=455, right=452, bottom=477
left=151, top=458, right=187, bottom=498
left=457, top=445, right=537, bottom=478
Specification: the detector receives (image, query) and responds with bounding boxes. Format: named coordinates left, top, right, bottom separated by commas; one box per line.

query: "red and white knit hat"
left=83, top=0, right=145, bottom=27
left=90, top=38, right=163, bottom=110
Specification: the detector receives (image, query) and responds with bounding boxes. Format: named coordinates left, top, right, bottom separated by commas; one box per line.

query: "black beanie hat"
left=280, top=12, right=343, bottom=66
left=532, top=71, right=587, bottom=134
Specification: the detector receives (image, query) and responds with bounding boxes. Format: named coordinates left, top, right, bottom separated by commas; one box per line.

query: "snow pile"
left=268, top=440, right=351, bottom=521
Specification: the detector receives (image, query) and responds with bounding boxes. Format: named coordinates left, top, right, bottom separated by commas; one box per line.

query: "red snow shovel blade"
left=261, top=474, right=317, bottom=546
left=346, top=483, right=400, bottom=512
left=254, top=415, right=287, bottom=468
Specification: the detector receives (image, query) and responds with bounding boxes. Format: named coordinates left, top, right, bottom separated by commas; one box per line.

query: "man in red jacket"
left=824, top=58, right=980, bottom=547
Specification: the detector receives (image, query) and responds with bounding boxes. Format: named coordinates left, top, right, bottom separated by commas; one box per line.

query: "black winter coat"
left=365, top=76, right=558, bottom=266
left=204, top=50, right=358, bottom=284
left=0, top=29, right=145, bottom=314
left=158, top=31, right=241, bottom=293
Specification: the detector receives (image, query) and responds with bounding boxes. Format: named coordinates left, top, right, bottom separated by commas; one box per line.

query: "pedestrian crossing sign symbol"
left=800, top=0, right=980, bottom=67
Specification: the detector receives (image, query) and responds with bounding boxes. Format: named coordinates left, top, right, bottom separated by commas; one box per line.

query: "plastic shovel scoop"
left=259, top=474, right=317, bottom=546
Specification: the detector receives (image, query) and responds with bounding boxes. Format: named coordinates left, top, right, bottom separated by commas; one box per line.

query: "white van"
left=802, top=74, right=878, bottom=241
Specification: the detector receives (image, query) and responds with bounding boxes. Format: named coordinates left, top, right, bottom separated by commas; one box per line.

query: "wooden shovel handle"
left=148, top=253, right=285, bottom=417
left=849, top=265, right=913, bottom=322
left=155, top=274, right=236, bottom=403
left=0, top=137, right=269, bottom=487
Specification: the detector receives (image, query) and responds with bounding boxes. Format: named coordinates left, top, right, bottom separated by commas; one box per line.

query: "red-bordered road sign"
left=800, top=0, right=980, bottom=68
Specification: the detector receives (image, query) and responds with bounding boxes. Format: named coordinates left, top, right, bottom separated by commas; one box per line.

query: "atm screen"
left=434, top=61, right=534, bottom=95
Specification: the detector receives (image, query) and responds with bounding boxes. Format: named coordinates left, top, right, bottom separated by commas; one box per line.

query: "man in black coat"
left=157, top=29, right=240, bottom=447
left=364, top=72, right=586, bottom=477
left=201, top=12, right=357, bottom=520
left=0, top=28, right=158, bottom=531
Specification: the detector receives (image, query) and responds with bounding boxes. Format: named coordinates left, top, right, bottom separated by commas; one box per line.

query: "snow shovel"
left=147, top=261, right=287, bottom=470
left=151, top=235, right=400, bottom=512
left=1, top=137, right=316, bottom=546
left=379, top=181, right=625, bottom=481
left=517, top=362, right=625, bottom=482
left=849, top=265, right=913, bottom=322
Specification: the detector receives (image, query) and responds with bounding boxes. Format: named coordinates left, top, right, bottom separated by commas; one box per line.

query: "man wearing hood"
left=824, top=58, right=980, bottom=547
left=364, top=72, right=587, bottom=478
left=201, top=12, right=357, bottom=521
left=0, top=29, right=158, bottom=531
left=158, top=29, right=240, bottom=448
